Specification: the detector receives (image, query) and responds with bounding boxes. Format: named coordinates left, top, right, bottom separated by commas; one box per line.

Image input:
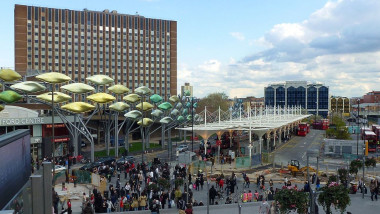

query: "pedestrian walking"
left=209, top=185, right=217, bottom=205
left=370, top=180, right=378, bottom=201
left=259, top=199, right=270, bottom=214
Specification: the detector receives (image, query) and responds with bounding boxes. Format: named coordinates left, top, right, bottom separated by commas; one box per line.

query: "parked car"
left=52, top=165, right=66, bottom=173
left=176, top=144, right=189, bottom=153
left=116, top=156, right=135, bottom=167
left=81, top=141, right=87, bottom=148
left=79, top=162, right=100, bottom=171
left=96, top=157, right=116, bottom=166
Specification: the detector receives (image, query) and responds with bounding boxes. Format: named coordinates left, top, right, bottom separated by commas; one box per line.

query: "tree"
left=365, top=157, right=376, bottom=168
left=196, top=92, right=229, bottom=113
left=318, top=182, right=350, bottom=214
left=326, top=116, right=351, bottom=139
left=274, top=188, right=309, bottom=214
left=349, top=159, right=363, bottom=176
left=337, top=168, right=348, bottom=184
left=158, top=178, right=171, bottom=190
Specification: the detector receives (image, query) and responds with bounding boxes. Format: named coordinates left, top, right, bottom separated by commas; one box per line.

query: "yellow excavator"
left=287, top=160, right=316, bottom=177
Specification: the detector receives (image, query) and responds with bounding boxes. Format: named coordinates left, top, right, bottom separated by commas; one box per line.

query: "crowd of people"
left=76, top=159, right=197, bottom=214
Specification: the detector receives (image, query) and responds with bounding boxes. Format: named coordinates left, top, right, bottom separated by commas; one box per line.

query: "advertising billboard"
left=0, top=129, right=31, bottom=209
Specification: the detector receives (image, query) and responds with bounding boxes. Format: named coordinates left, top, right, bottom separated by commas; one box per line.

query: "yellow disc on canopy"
left=108, top=84, right=130, bottom=94
left=61, top=102, right=95, bottom=113
left=36, top=92, right=71, bottom=103
left=36, top=72, right=71, bottom=84
left=87, top=93, right=116, bottom=103
left=136, top=102, right=154, bottom=111
left=0, top=69, right=22, bottom=82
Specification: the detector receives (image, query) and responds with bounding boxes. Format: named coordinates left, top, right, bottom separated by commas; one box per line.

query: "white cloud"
left=230, top=32, right=245, bottom=41
left=178, top=0, right=380, bottom=99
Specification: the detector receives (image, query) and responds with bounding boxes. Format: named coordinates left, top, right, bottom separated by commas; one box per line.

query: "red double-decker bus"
left=297, top=123, right=309, bottom=136
left=363, top=131, right=377, bottom=152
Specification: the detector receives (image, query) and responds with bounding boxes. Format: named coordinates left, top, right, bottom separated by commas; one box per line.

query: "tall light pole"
left=191, top=97, right=194, bottom=152
left=357, top=99, right=360, bottom=158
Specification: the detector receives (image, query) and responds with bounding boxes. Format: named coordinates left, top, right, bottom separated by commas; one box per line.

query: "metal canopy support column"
left=115, top=112, right=119, bottom=158
left=161, top=124, right=165, bottom=149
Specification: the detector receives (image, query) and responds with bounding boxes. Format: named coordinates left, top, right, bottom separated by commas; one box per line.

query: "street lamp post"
left=51, top=86, right=56, bottom=176
left=191, top=97, right=194, bottom=152
left=357, top=99, right=360, bottom=158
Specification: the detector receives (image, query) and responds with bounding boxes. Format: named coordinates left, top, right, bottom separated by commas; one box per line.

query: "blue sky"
left=1, top=0, right=379, bottom=98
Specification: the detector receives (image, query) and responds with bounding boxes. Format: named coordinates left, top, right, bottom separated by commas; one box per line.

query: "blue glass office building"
left=264, top=81, right=329, bottom=117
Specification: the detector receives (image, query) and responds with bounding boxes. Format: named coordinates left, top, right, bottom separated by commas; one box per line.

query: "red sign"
left=216, top=140, right=221, bottom=146
left=52, top=137, right=70, bottom=143
left=46, top=124, right=66, bottom=128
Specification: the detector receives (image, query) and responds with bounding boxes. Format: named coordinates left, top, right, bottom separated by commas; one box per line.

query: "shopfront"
left=0, top=106, right=75, bottom=160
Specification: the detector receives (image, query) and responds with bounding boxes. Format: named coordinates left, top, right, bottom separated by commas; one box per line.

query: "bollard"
left=238, top=205, right=242, bottom=214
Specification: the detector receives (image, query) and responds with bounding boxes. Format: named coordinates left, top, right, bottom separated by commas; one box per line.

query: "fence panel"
left=75, top=170, right=92, bottom=184
left=190, top=161, right=206, bottom=175
left=235, top=156, right=251, bottom=168
left=261, top=153, right=274, bottom=164
left=251, top=154, right=262, bottom=166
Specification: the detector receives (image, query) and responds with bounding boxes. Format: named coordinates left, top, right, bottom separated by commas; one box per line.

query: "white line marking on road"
left=301, top=152, right=306, bottom=159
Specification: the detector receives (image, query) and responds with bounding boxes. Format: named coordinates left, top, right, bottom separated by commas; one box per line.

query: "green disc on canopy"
left=159, top=116, right=173, bottom=124
left=10, top=81, right=46, bottom=93
left=150, top=94, right=163, bottom=104
left=0, top=69, right=22, bottom=82
left=177, top=115, right=185, bottom=122
left=187, top=115, right=192, bottom=121
left=171, top=109, right=179, bottom=116
left=36, top=72, right=71, bottom=84
left=61, top=102, right=95, bottom=113
left=158, top=102, right=173, bottom=111
left=151, top=109, right=163, bottom=117
left=0, top=90, right=22, bottom=103
left=87, top=93, right=116, bottom=103
left=186, top=102, right=191, bottom=108
left=61, top=83, right=95, bottom=94
left=182, top=109, right=188, bottom=115
left=124, top=110, right=142, bottom=120
left=175, top=103, right=182, bottom=109
left=193, top=102, right=198, bottom=108
left=184, top=90, right=191, bottom=96
left=137, top=118, right=154, bottom=127
left=86, top=74, right=114, bottom=85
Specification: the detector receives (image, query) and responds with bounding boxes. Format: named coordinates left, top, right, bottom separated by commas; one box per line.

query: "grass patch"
left=94, top=142, right=161, bottom=157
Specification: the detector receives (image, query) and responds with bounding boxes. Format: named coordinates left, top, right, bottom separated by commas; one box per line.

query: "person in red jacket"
left=67, top=199, right=72, bottom=214
left=247, top=190, right=253, bottom=202
left=185, top=203, right=193, bottom=214
left=219, top=179, right=224, bottom=189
